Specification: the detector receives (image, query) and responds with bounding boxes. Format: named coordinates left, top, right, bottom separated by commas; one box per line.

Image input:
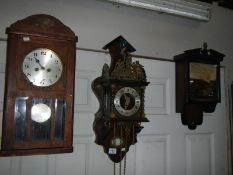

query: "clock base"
left=0, top=147, right=73, bottom=157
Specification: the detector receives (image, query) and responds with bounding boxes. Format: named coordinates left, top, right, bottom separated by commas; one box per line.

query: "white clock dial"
left=114, top=87, right=141, bottom=116
left=22, top=48, right=63, bottom=87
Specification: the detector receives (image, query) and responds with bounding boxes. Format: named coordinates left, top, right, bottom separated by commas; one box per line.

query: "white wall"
left=0, top=0, right=232, bottom=175
left=1, top=0, right=233, bottom=82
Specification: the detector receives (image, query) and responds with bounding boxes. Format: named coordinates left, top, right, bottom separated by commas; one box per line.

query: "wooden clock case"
left=174, top=43, right=224, bottom=129
left=92, top=36, right=149, bottom=163
left=0, top=14, right=77, bottom=156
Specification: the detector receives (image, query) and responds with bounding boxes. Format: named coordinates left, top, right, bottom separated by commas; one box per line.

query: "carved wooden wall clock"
left=0, top=14, right=77, bottom=156
left=174, top=43, right=224, bottom=129
left=92, top=36, right=149, bottom=165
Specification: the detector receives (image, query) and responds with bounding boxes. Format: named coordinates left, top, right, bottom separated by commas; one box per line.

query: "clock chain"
left=123, top=155, right=127, bottom=175
left=121, top=124, right=129, bottom=175
left=113, top=123, right=130, bottom=175
left=119, top=160, right=122, bottom=175
left=120, top=124, right=123, bottom=161
left=118, top=152, right=127, bottom=175
left=113, top=123, right=116, bottom=175
left=122, top=123, right=130, bottom=175
left=132, top=123, right=135, bottom=144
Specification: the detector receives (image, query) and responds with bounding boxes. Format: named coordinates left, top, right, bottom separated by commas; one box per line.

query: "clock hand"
left=35, top=68, right=39, bottom=72
left=35, top=67, right=50, bottom=73
left=34, top=57, right=45, bottom=70
left=124, top=93, right=130, bottom=110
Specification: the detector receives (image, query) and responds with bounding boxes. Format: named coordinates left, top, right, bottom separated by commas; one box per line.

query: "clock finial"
left=201, top=42, right=209, bottom=55
left=203, top=42, right=208, bottom=50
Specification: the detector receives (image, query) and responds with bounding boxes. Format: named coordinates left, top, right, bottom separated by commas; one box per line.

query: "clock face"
left=114, top=87, right=141, bottom=116
left=189, top=62, right=217, bottom=98
left=22, top=48, right=63, bottom=87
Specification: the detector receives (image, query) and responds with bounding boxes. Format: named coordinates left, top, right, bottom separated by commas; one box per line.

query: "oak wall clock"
left=174, top=43, right=224, bottom=129
left=0, top=14, right=77, bottom=156
left=92, top=36, right=149, bottom=165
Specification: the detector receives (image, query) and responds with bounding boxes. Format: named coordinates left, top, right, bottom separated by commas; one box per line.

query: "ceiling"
left=198, top=0, right=233, bottom=10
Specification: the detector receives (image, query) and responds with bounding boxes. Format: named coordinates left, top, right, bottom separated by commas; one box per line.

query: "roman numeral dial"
left=114, top=87, right=141, bottom=116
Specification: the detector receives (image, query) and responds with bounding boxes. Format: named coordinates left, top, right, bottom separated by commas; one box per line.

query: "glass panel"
left=189, top=62, right=217, bottom=99
left=31, top=98, right=52, bottom=141
left=55, top=99, right=66, bottom=140
left=14, top=97, right=28, bottom=142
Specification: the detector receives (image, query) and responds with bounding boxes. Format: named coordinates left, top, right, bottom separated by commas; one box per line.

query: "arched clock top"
left=6, top=14, right=77, bottom=41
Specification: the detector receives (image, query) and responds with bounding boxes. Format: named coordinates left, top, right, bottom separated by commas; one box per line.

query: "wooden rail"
left=0, top=37, right=174, bottom=62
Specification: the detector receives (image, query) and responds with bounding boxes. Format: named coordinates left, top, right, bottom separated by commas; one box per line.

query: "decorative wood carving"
left=92, top=36, right=149, bottom=163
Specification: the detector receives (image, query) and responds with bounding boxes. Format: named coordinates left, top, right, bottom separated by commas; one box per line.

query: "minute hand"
left=34, top=57, right=45, bottom=70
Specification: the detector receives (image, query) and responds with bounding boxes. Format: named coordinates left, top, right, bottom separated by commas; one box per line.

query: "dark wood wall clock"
left=174, top=43, right=224, bottom=130
left=92, top=36, right=149, bottom=165
left=0, top=14, right=78, bottom=156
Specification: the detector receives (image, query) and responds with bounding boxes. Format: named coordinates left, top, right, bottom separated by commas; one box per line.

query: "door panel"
left=0, top=50, right=228, bottom=175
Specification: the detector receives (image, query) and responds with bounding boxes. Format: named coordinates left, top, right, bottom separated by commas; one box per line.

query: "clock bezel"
left=15, top=35, right=68, bottom=92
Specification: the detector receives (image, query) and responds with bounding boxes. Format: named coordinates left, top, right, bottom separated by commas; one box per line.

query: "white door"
left=0, top=50, right=228, bottom=175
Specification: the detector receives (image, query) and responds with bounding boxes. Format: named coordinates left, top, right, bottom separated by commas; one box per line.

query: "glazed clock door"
left=189, top=62, right=219, bottom=100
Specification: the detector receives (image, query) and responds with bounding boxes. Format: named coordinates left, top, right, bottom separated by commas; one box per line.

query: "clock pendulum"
left=92, top=36, right=150, bottom=174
